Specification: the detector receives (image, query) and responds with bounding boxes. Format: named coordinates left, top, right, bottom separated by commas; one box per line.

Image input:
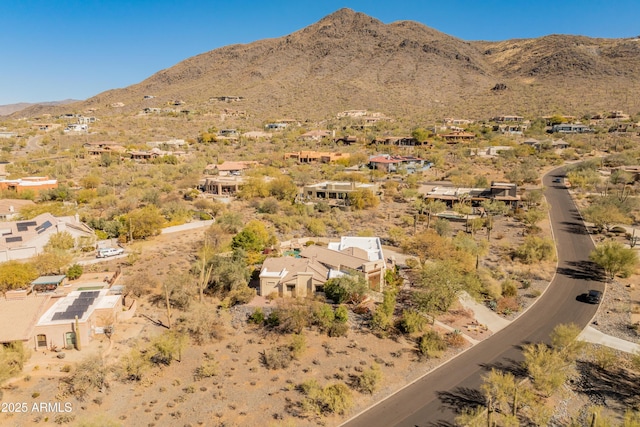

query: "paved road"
left=343, top=166, right=604, bottom=427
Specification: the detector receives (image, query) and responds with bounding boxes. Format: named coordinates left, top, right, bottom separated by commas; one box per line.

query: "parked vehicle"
left=96, top=247, right=124, bottom=258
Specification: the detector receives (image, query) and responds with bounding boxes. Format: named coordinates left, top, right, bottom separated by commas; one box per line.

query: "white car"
left=96, top=247, right=125, bottom=258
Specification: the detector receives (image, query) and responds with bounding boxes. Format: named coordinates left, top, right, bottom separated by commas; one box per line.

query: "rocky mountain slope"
left=13, top=9, right=640, bottom=121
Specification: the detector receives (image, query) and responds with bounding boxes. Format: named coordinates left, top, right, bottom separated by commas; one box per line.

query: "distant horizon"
left=1, top=1, right=639, bottom=105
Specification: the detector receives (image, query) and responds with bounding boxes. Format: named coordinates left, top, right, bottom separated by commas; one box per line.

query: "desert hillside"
left=10, top=8, right=640, bottom=121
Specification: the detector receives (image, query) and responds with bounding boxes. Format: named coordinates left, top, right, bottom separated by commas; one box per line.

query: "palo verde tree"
left=589, top=240, right=638, bottom=280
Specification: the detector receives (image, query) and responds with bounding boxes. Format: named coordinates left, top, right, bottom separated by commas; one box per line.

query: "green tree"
left=584, top=203, right=631, bottom=232
left=589, top=240, right=638, bottom=280
left=514, top=236, right=555, bottom=264
left=231, top=220, right=275, bottom=253
left=348, top=188, right=379, bottom=210
left=268, top=176, right=298, bottom=201
left=33, top=249, right=72, bottom=275
left=123, top=205, right=165, bottom=240
left=324, top=275, right=369, bottom=304
left=46, top=231, right=75, bottom=251
left=522, top=343, right=570, bottom=397
left=66, top=263, right=83, bottom=280
left=0, top=261, right=39, bottom=293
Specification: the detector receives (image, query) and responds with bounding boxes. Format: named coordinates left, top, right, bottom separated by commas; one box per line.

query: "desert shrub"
left=265, top=311, right=280, bottom=328
left=501, top=279, right=518, bottom=297
left=248, top=307, right=265, bottom=324
left=399, top=310, right=426, bottom=334
left=148, top=331, right=187, bottom=366
left=313, top=303, right=335, bottom=331
left=66, top=263, right=83, bottom=280
left=299, top=380, right=353, bottom=416
left=271, top=299, right=311, bottom=334
left=226, top=283, right=256, bottom=306
left=496, top=297, right=520, bottom=315
left=117, top=347, right=150, bottom=382
left=61, top=355, right=107, bottom=401
left=445, top=331, right=466, bottom=348
left=0, top=341, right=30, bottom=384
left=194, top=355, right=218, bottom=380
left=351, top=364, right=382, bottom=394
left=417, top=330, right=447, bottom=359
left=327, top=321, right=349, bottom=337
left=178, top=303, right=225, bottom=345
left=514, top=236, right=554, bottom=264
left=334, top=305, right=348, bottom=323
left=262, top=345, right=293, bottom=370
left=591, top=345, right=618, bottom=370
left=324, top=275, right=369, bottom=304
left=290, top=334, right=307, bottom=359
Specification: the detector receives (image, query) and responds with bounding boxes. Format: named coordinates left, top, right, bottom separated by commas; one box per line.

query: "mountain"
left=14, top=9, right=640, bottom=121
left=0, top=99, right=79, bottom=116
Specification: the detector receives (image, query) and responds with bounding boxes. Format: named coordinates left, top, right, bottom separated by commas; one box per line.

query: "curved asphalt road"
left=343, top=166, right=604, bottom=427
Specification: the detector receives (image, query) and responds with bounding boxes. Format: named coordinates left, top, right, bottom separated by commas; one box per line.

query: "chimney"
left=8, top=205, right=14, bottom=213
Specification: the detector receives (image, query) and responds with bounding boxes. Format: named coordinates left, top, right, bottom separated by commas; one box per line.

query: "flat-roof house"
left=0, top=176, right=58, bottom=195
left=370, top=136, right=423, bottom=147
left=201, top=176, right=245, bottom=196
left=205, top=161, right=259, bottom=176
left=368, top=155, right=429, bottom=173
left=441, top=131, right=476, bottom=143
left=299, top=130, right=332, bottom=142
left=284, top=151, right=350, bottom=164
left=302, top=181, right=378, bottom=205
left=551, top=124, right=594, bottom=134
left=34, top=289, right=123, bottom=350
left=424, top=182, right=519, bottom=208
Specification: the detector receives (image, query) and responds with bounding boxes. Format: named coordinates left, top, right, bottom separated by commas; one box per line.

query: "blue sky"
left=1, top=0, right=638, bottom=105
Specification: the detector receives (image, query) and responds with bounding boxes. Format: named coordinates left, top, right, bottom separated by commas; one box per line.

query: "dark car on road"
left=586, top=290, right=602, bottom=304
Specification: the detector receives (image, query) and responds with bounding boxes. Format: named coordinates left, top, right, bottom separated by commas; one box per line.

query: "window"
left=37, top=334, right=47, bottom=348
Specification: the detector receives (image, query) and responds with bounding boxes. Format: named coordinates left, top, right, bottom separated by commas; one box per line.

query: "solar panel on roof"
left=5, top=236, right=22, bottom=243
left=16, top=221, right=37, bottom=232
left=36, top=221, right=53, bottom=233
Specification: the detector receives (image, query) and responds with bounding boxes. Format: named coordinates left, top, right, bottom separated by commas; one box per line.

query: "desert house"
left=0, top=176, right=58, bottom=196
left=259, top=236, right=387, bottom=297
left=284, top=151, right=350, bottom=164
left=0, top=213, right=95, bottom=262
left=302, top=181, right=379, bottom=204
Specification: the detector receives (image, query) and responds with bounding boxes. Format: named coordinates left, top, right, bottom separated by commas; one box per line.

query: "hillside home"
left=259, top=257, right=329, bottom=298
left=444, top=118, right=474, bottom=126
left=146, top=139, right=186, bottom=148
left=0, top=176, right=58, bottom=195
left=83, top=142, right=126, bottom=156
left=284, top=151, right=350, bottom=164
left=0, top=213, right=95, bottom=262
left=64, top=124, right=88, bottom=132
left=368, top=155, right=429, bottom=173
left=0, top=131, right=18, bottom=139
left=259, top=236, right=387, bottom=297
left=265, top=122, right=288, bottom=131
left=424, top=182, right=519, bottom=208
left=32, top=123, right=61, bottom=132
left=551, top=124, right=594, bottom=134
left=299, top=130, right=332, bottom=141
left=201, top=176, right=244, bottom=196
left=205, top=161, right=259, bottom=176
left=492, top=115, right=524, bottom=122
left=302, top=181, right=379, bottom=204
left=370, top=136, right=423, bottom=147
left=441, top=131, right=476, bottom=143
left=494, top=123, right=528, bottom=135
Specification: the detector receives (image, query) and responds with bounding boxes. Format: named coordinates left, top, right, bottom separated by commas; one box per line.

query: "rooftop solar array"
left=16, top=221, right=37, bottom=232
left=5, top=236, right=22, bottom=243
left=36, top=220, right=53, bottom=234
left=51, top=291, right=100, bottom=321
